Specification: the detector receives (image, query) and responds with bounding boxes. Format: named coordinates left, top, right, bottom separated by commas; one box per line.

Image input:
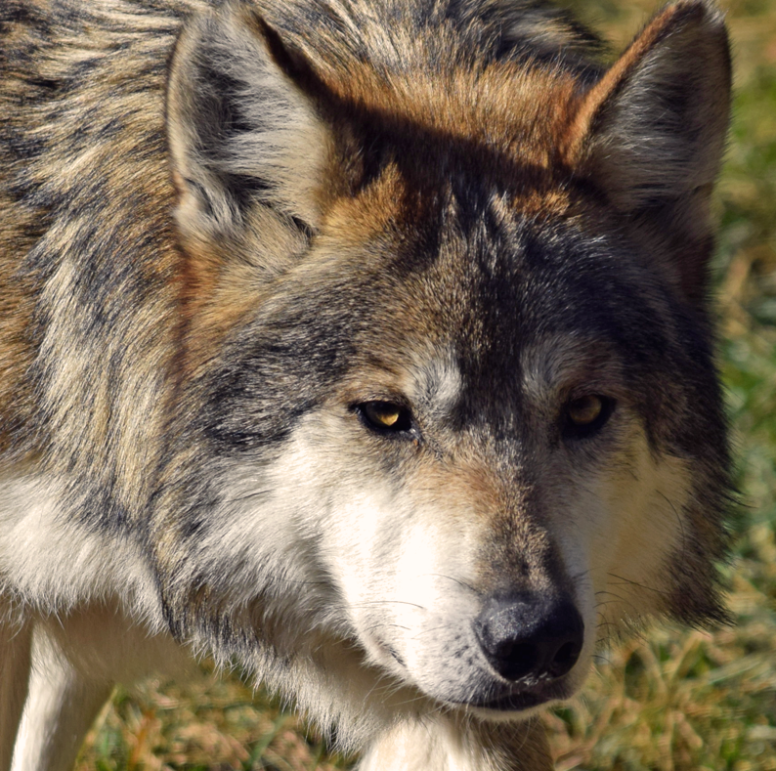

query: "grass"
left=76, top=1, right=776, bottom=768
left=75, top=674, right=351, bottom=771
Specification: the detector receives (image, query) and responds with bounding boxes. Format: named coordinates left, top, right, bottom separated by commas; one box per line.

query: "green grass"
left=77, top=1, right=776, bottom=768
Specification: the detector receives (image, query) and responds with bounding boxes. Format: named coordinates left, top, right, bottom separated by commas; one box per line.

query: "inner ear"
left=167, top=4, right=333, bottom=252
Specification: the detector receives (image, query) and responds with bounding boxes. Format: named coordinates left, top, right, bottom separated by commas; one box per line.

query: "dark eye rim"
left=562, top=395, right=616, bottom=441
left=354, top=400, right=416, bottom=437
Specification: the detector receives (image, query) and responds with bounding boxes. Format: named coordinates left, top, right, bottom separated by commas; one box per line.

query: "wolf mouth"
left=451, top=680, right=571, bottom=713
left=470, top=691, right=547, bottom=712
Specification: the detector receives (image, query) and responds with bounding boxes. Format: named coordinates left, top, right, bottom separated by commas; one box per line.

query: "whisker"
left=607, top=572, right=669, bottom=596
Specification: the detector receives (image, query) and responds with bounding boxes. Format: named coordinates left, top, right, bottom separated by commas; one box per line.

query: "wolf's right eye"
left=562, top=395, right=615, bottom=440
left=357, top=401, right=414, bottom=436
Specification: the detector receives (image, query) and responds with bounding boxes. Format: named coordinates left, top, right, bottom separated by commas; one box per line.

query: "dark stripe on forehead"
left=423, top=212, right=681, bottom=433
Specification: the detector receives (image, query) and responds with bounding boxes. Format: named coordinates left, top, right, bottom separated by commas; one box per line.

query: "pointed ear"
left=569, top=1, right=731, bottom=294
left=167, top=3, right=332, bottom=251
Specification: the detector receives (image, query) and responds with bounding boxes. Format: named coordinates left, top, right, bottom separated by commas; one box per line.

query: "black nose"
left=474, top=593, right=584, bottom=682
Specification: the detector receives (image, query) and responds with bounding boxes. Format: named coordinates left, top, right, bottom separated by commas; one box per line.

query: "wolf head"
left=159, top=0, right=731, bottom=738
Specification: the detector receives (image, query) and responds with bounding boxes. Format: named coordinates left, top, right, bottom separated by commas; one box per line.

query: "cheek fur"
left=559, top=432, right=691, bottom=634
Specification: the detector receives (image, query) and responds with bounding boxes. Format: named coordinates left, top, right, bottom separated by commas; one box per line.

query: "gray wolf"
left=0, top=0, right=732, bottom=768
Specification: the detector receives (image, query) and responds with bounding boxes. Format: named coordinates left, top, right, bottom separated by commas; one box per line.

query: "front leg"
left=358, top=714, right=553, bottom=771
left=9, top=605, right=193, bottom=771
left=10, top=623, right=114, bottom=771
left=0, top=614, right=32, bottom=771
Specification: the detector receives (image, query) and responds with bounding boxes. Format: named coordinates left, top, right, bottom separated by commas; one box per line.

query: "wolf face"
left=0, top=0, right=731, bottom=768
left=172, top=183, right=729, bottom=721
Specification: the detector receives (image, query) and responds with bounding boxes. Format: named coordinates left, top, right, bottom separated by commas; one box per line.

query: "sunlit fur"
left=0, top=1, right=731, bottom=769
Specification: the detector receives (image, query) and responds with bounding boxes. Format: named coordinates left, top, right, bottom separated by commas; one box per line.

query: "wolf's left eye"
left=563, top=395, right=614, bottom=440
left=357, top=401, right=414, bottom=435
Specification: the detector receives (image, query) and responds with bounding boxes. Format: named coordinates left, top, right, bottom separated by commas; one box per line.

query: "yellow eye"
left=567, top=395, right=603, bottom=426
left=365, top=402, right=401, bottom=427
left=564, top=395, right=614, bottom=440
left=359, top=401, right=413, bottom=434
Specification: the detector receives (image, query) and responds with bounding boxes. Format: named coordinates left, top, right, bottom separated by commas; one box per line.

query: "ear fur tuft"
left=167, top=2, right=332, bottom=254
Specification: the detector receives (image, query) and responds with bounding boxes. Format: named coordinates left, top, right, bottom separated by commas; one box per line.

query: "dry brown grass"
left=75, top=669, right=352, bottom=771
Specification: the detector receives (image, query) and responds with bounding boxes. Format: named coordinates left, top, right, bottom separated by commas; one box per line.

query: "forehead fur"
left=250, top=0, right=597, bottom=215
left=332, top=63, right=579, bottom=159
left=316, top=183, right=671, bottom=411
left=315, top=64, right=584, bottom=218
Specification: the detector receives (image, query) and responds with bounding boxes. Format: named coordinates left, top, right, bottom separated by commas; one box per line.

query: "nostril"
left=491, top=641, right=538, bottom=681
left=547, top=639, right=582, bottom=678
left=475, top=593, right=584, bottom=683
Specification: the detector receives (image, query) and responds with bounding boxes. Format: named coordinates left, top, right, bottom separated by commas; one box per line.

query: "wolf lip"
left=455, top=679, right=570, bottom=713
left=471, top=691, right=547, bottom=712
